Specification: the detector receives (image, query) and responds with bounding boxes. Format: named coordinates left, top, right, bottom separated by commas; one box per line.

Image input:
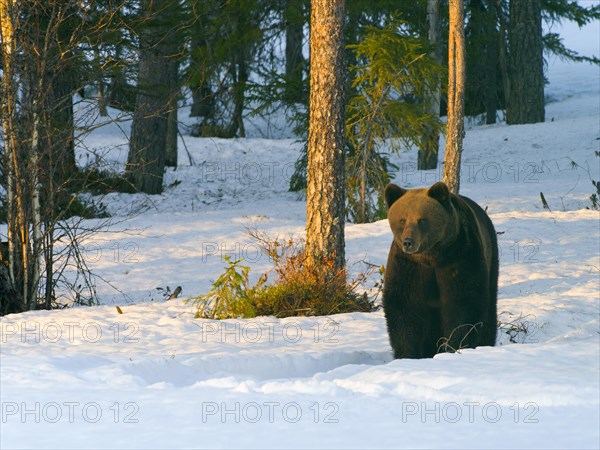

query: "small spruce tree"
left=346, top=19, right=444, bottom=222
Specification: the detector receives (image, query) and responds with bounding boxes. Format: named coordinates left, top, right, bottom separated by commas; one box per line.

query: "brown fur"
left=382, top=182, right=499, bottom=358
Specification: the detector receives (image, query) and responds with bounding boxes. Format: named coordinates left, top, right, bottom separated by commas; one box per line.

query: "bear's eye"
left=399, top=218, right=406, bottom=226
left=418, top=218, right=427, bottom=227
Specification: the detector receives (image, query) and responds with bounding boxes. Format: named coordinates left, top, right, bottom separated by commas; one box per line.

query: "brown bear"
left=383, top=181, right=498, bottom=359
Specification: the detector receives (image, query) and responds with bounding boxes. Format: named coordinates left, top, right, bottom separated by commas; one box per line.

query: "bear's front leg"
left=384, top=308, right=422, bottom=358
left=383, top=246, right=440, bottom=358
left=383, top=298, right=439, bottom=358
left=436, top=265, right=488, bottom=354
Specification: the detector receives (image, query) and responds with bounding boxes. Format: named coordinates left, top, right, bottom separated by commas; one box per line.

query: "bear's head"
left=385, top=182, right=460, bottom=255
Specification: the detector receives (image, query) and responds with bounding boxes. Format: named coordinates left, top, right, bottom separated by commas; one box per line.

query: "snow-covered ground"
left=1, top=23, right=599, bottom=449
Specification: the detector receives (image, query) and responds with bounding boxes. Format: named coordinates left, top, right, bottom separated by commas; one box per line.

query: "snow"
left=1, top=23, right=600, bottom=450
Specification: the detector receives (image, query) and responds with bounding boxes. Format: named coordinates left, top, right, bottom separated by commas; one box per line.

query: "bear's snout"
left=402, top=237, right=417, bottom=254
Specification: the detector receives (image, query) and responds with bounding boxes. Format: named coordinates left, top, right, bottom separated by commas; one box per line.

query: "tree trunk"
left=190, top=82, right=214, bottom=120
left=227, top=9, right=249, bottom=139
left=43, top=227, right=54, bottom=310
left=165, top=100, right=179, bottom=167
left=305, top=0, right=346, bottom=274
left=190, top=1, right=215, bottom=123
left=46, top=70, right=78, bottom=183
left=0, top=254, right=23, bottom=315
left=506, top=0, right=544, bottom=124
left=127, top=0, right=173, bottom=194
left=189, top=11, right=215, bottom=121
left=483, top=1, right=499, bottom=125
left=95, top=48, right=108, bottom=116
left=30, top=107, right=43, bottom=308
left=1, top=0, right=37, bottom=311
left=466, top=0, right=499, bottom=124
left=1, top=0, right=69, bottom=312
left=284, top=0, right=305, bottom=104
left=496, top=0, right=510, bottom=114
left=165, top=36, right=181, bottom=167
left=228, top=54, right=248, bottom=138
left=98, top=77, right=108, bottom=116
left=108, top=47, right=136, bottom=112
left=0, top=0, right=19, bottom=302
left=443, top=0, right=466, bottom=194
left=418, top=0, right=442, bottom=170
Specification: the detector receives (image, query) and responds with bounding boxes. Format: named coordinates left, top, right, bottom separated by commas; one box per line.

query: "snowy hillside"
left=1, top=31, right=599, bottom=450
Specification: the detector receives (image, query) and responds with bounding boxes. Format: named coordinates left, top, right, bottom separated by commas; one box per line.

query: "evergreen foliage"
left=186, top=0, right=273, bottom=137
left=346, top=19, right=444, bottom=222
left=539, top=0, right=600, bottom=85
left=542, top=33, right=600, bottom=65
left=187, top=255, right=262, bottom=319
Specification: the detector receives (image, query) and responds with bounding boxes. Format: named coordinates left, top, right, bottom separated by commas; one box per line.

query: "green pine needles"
left=186, top=255, right=265, bottom=319
left=346, top=19, right=444, bottom=223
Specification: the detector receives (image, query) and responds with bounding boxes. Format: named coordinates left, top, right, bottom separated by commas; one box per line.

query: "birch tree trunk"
left=443, top=0, right=466, bottom=194
left=30, top=108, right=43, bottom=308
left=305, top=0, right=346, bottom=274
left=0, top=0, right=31, bottom=310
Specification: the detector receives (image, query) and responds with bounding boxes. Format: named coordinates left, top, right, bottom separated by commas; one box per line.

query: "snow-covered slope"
left=1, top=35, right=599, bottom=450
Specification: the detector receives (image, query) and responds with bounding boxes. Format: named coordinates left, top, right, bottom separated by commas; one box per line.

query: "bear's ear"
left=384, top=184, right=407, bottom=208
left=427, top=182, right=451, bottom=205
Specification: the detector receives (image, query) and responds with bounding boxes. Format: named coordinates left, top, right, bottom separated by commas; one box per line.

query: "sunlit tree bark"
left=443, top=0, right=466, bottom=194
left=305, top=0, right=346, bottom=273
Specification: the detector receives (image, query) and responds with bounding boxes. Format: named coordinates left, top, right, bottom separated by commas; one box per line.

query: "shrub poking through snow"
left=187, top=229, right=377, bottom=319
left=187, top=255, right=264, bottom=319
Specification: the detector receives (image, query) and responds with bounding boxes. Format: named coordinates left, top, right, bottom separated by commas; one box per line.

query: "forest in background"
left=0, top=0, right=598, bottom=314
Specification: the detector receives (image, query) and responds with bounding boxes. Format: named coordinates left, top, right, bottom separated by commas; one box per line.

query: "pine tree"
left=305, top=0, right=346, bottom=274
left=128, top=0, right=182, bottom=194
left=506, top=0, right=544, bottom=125
left=164, top=1, right=186, bottom=167
left=188, top=0, right=217, bottom=123
left=418, top=0, right=443, bottom=170
left=186, top=0, right=265, bottom=137
left=443, top=0, right=466, bottom=194
left=465, top=0, right=500, bottom=124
